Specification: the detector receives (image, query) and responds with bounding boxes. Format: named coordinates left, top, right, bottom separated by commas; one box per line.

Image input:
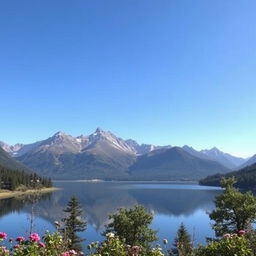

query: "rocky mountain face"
left=0, top=128, right=247, bottom=180
left=200, top=147, right=246, bottom=169
left=0, top=147, right=30, bottom=171
left=182, top=146, right=247, bottom=169
left=125, top=139, right=171, bottom=155
left=238, top=154, right=256, bottom=169
left=129, top=147, right=229, bottom=180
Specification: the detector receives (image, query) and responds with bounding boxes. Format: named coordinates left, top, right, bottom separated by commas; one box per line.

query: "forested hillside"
left=199, top=163, right=256, bottom=188
left=0, top=165, right=52, bottom=191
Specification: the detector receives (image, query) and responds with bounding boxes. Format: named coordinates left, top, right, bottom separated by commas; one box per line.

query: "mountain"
left=237, top=154, right=256, bottom=169
left=129, top=147, right=230, bottom=181
left=200, top=147, right=246, bottom=169
left=16, top=129, right=136, bottom=179
left=200, top=163, right=256, bottom=188
left=125, top=139, right=171, bottom=155
left=182, top=145, right=211, bottom=160
left=0, top=146, right=31, bottom=171
left=1, top=129, right=233, bottom=180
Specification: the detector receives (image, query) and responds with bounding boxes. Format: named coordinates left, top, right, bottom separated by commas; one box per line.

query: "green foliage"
left=195, top=234, right=253, bottom=256
left=174, top=223, right=193, bottom=256
left=62, top=196, right=86, bottom=252
left=88, top=233, right=127, bottom=256
left=0, top=165, right=52, bottom=191
left=0, top=230, right=77, bottom=256
left=147, top=245, right=165, bottom=256
left=245, top=230, right=256, bottom=255
left=200, top=163, right=256, bottom=188
left=43, top=231, right=67, bottom=256
left=209, top=177, right=256, bottom=236
left=105, top=205, right=158, bottom=252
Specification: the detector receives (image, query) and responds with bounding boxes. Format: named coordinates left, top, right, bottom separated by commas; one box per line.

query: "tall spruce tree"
left=62, top=196, right=86, bottom=252
left=174, top=223, right=193, bottom=256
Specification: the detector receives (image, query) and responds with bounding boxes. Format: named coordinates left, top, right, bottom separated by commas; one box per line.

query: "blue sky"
left=0, top=0, right=255, bottom=157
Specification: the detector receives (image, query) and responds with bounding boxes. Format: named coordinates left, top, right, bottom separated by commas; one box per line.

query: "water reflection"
left=2, top=182, right=220, bottom=229
left=0, top=182, right=222, bottom=245
left=0, top=193, right=52, bottom=218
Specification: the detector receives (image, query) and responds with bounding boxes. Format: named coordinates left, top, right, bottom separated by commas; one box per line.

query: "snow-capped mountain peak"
left=87, top=128, right=134, bottom=153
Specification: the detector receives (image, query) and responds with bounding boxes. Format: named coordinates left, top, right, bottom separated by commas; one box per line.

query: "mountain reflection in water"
left=0, top=182, right=222, bottom=246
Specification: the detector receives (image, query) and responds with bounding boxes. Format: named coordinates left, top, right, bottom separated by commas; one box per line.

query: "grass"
left=0, top=187, right=60, bottom=199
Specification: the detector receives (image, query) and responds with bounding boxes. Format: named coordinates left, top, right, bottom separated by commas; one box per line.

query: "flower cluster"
left=0, top=232, right=7, bottom=240
left=62, top=249, right=78, bottom=256
left=0, top=231, right=77, bottom=256
left=223, top=230, right=246, bottom=239
left=29, top=233, right=41, bottom=242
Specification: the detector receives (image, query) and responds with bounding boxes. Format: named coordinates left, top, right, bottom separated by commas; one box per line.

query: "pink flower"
left=16, top=236, right=25, bottom=242
left=0, top=232, right=7, bottom=239
left=239, top=230, right=246, bottom=235
left=223, top=233, right=231, bottom=239
left=62, top=253, right=70, bottom=256
left=29, top=233, right=40, bottom=242
left=38, top=242, right=45, bottom=248
left=14, top=244, right=20, bottom=249
left=69, top=249, right=77, bottom=255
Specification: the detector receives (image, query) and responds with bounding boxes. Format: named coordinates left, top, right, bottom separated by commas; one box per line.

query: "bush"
left=88, top=233, right=127, bottom=256
left=195, top=232, right=253, bottom=256
left=0, top=230, right=82, bottom=256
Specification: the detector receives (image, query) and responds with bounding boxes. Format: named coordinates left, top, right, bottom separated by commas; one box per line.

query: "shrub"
left=195, top=232, right=253, bottom=256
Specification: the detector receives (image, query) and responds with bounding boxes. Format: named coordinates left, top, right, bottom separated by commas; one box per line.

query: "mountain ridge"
left=0, top=128, right=251, bottom=181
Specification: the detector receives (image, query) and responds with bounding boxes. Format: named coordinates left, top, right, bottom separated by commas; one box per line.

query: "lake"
left=0, top=181, right=222, bottom=251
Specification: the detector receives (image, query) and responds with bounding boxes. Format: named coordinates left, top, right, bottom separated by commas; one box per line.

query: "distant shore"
left=0, top=187, right=60, bottom=199
left=53, top=179, right=199, bottom=184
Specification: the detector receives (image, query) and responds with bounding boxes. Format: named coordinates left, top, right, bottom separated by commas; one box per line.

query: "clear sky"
left=0, top=0, right=255, bottom=157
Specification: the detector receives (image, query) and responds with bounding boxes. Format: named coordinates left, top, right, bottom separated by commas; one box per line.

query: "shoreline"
left=53, top=179, right=199, bottom=184
left=0, top=187, right=61, bottom=199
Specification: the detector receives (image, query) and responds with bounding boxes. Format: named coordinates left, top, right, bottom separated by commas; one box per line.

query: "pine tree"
left=62, top=196, right=86, bottom=252
left=209, top=177, right=256, bottom=236
left=174, top=223, right=193, bottom=256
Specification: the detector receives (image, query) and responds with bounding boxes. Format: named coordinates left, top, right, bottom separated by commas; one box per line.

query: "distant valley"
left=0, top=128, right=254, bottom=181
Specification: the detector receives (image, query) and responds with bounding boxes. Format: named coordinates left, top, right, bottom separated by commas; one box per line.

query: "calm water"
left=0, top=182, right=222, bottom=251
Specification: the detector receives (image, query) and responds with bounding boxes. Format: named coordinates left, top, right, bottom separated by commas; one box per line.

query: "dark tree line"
left=0, top=165, right=52, bottom=191
left=199, top=163, right=256, bottom=188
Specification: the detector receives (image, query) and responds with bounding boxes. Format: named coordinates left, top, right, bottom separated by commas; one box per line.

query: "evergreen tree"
left=209, top=177, right=256, bottom=236
left=174, top=223, right=193, bottom=256
left=0, top=165, right=52, bottom=191
left=105, top=205, right=158, bottom=253
left=62, top=196, right=86, bottom=252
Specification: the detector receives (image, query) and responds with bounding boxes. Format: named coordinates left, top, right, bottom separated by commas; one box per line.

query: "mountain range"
left=0, top=128, right=253, bottom=180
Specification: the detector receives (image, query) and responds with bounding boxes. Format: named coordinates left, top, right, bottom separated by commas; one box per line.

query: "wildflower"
left=105, top=232, right=115, bottom=238
left=38, top=242, right=45, bottom=248
left=16, top=236, right=25, bottom=242
left=223, top=233, right=231, bottom=239
left=69, top=249, right=77, bottom=254
left=14, top=244, right=20, bottom=249
left=62, top=252, right=70, bottom=256
left=0, top=232, right=7, bottom=239
left=239, top=230, right=246, bottom=236
left=29, top=233, right=40, bottom=242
